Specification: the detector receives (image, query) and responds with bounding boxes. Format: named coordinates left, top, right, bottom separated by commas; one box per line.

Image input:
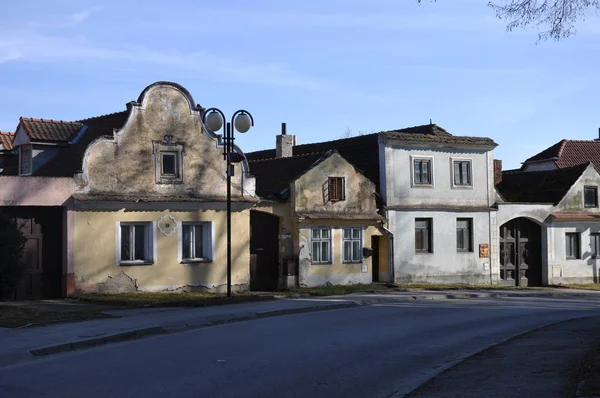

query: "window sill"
left=452, top=185, right=473, bottom=190
left=119, top=261, right=154, bottom=266
left=415, top=251, right=433, bottom=254
left=311, top=262, right=332, bottom=265
left=181, top=259, right=212, bottom=265
left=412, top=183, right=434, bottom=188
left=457, top=250, right=473, bottom=253
left=342, top=261, right=363, bottom=264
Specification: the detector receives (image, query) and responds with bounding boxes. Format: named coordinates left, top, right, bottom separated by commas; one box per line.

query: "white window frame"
left=115, top=222, right=156, bottom=265
left=342, top=227, right=363, bottom=263
left=19, top=145, right=32, bottom=176
left=178, top=222, right=214, bottom=263
left=310, top=227, right=332, bottom=264
left=410, top=155, right=434, bottom=187
left=450, top=157, right=473, bottom=189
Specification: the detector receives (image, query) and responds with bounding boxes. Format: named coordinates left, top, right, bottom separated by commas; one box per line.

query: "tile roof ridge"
left=248, top=150, right=328, bottom=163
left=0, top=131, right=14, bottom=136
left=78, top=110, right=128, bottom=123
left=20, top=117, right=82, bottom=125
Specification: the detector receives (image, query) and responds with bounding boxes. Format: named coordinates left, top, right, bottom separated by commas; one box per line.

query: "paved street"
left=1, top=295, right=600, bottom=398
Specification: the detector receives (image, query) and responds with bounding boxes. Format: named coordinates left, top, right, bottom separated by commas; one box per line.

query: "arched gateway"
left=499, top=217, right=542, bottom=286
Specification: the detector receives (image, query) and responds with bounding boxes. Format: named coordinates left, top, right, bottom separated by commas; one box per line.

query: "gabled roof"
left=524, top=139, right=600, bottom=171
left=34, top=111, right=129, bottom=177
left=246, top=124, right=496, bottom=194
left=497, top=163, right=589, bottom=204
left=249, top=151, right=332, bottom=200
left=19, top=117, right=83, bottom=143
left=380, top=124, right=497, bottom=147
left=0, top=132, right=14, bottom=151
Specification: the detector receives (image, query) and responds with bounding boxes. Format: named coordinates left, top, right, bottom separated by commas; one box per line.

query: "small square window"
left=162, top=152, right=177, bottom=176
left=415, top=218, right=433, bottom=253
left=566, top=233, right=580, bottom=259
left=453, top=160, right=472, bottom=186
left=154, top=139, right=184, bottom=184
left=413, top=158, right=432, bottom=185
left=585, top=186, right=598, bottom=208
left=328, top=177, right=345, bottom=202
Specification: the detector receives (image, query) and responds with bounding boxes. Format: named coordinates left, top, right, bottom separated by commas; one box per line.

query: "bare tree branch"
left=417, top=0, right=600, bottom=41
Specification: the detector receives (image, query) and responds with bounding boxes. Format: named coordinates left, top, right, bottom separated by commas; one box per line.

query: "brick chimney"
left=494, top=159, right=502, bottom=185
left=276, top=122, right=296, bottom=158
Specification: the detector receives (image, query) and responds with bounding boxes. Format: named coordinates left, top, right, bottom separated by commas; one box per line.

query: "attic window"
left=19, top=145, right=32, bottom=176
left=153, top=136, right=184, bottom=184
left=328, top=177, right=345, bottom=202
left=585, top=186, right=598, bottom=208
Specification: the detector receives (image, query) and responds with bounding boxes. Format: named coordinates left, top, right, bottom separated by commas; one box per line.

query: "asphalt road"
left=2, top=296, right=600, bottom=398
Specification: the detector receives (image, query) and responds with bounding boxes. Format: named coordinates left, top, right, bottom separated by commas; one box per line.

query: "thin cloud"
left=71, top=7, right=103, bottom=24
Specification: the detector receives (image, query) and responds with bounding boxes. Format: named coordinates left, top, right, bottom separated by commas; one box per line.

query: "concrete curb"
left=27, top=302, right=359, bottom=358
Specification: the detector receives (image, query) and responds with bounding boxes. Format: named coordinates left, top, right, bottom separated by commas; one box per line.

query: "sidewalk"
left=404, top=316, right=600, bottom=398
left=2, top=288, right=600, bottom=370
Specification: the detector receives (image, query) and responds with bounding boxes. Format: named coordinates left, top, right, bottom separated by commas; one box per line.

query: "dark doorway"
left=371, top=236, right=380, bottom=283
left=1, top=207, right=63, bottom=300
left=499, top=217, right=542, bottom=287
left=250, top=211, right=280, bottom=291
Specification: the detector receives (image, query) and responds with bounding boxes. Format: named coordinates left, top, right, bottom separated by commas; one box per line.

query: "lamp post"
left=202, top=108, right=254, bottom=297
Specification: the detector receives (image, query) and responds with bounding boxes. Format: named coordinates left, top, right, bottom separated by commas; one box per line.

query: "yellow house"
left=248, top=131, right=387, bottom=289
left=68, top=82, right=258, bottom=293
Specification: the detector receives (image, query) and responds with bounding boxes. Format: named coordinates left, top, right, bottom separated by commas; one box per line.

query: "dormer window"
left=585, top=186, right=598, bottom=208
left=19, top=145, right=32, bottom=176
left=153, top=136, right=184, bottom=184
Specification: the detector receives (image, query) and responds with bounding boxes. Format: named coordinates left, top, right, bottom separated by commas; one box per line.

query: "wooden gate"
left=14, top=218, right=44, bottom=300
left=250, top=211, right=280, bottom=291
left=499, top=218, right=542, bottom=287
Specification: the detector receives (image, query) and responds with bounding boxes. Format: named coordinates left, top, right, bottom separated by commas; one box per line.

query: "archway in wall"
left=499, top=217, right=542, bottom=287
left=249, top=210, right=280, bottom=291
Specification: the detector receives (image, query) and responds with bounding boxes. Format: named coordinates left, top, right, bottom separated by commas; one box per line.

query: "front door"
left=250, top=211, right=280, bottom=291
left=371, top=236, right=380, bottom=283
left=499, top=218, right=542, bottom=287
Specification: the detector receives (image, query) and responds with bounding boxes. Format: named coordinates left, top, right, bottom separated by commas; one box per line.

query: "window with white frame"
left=19, top=145, right=32, bottom=175
left=311, top=228, right=331, bottom=263
left=453, top=160, right=472, bottom=187
left=343, top=227, right=362, bottom=263
left=566, top=232, right=580, bottom=259
left=413, top=158, right=432, bottom=185
left=119, top=223, right=153, bottom=264
left=585, top=186, right=598, bottom=208
left=182, top=223, right=212, bottom=262
left=591, top=233, right=600, bottom=259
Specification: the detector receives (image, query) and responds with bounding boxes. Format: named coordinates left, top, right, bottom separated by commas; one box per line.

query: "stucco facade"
left=69, top=82, right=257, bottom=293
left=379, top=135, right=499, bottom=284
left=250, top=151, right=386, bottom=288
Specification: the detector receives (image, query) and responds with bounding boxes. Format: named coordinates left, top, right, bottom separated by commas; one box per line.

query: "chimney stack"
left=596, top=127, right=600, bottom=141
left=276, top=122, right=296, bottom=158
left=494, top=159, right=502, bottom=186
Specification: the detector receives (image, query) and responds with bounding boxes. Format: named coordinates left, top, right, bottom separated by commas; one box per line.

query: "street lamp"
left=202, top=108, right=254, bottom=297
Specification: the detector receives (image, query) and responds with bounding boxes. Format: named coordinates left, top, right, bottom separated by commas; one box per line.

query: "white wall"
left=382, top=143, right=493, bottom=208
left=548, top=221, right=600, bottom=284
left=390, top=210, right=496, bottom=284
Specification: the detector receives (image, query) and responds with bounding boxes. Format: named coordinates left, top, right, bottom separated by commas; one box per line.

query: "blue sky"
left=1, top=0, right=599, bottom=169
